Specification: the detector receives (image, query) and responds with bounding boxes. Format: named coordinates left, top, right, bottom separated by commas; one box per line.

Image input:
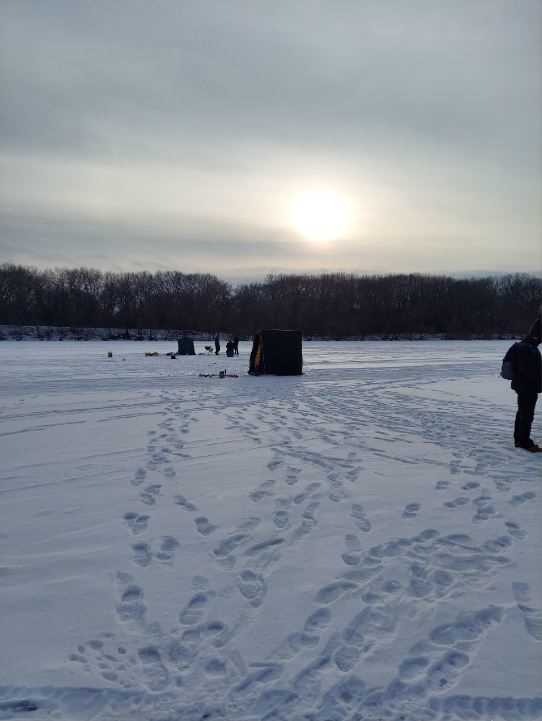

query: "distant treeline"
left=0, top=264, right=540, bottom=338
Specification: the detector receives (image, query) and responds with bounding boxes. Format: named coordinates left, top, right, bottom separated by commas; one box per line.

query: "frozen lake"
left=0, top=340, right=541, bottom=721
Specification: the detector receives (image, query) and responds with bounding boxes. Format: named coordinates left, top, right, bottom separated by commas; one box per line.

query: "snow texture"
left=0, top=340, right=540, bottom=721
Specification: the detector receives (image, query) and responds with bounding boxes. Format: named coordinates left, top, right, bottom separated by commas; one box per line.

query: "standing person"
left=233, top=336, right=239, bottom=355
left=214, top=333, right=220, bottom=356
left=505, top=317, right=542, bottom=452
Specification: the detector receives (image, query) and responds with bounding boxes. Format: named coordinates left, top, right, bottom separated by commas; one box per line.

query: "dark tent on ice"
left=249, top=330, right=303, bottom=375
left=177, top=336, right=195, bottom=355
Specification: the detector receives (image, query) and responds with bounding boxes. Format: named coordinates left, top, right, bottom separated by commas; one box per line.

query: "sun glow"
left=290, top=189, right=354, bottom=243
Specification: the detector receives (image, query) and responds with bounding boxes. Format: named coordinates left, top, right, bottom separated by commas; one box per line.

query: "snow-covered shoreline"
left=1, top=340, right=540, bottom=721
left=0, top=325, right=519, bottom=343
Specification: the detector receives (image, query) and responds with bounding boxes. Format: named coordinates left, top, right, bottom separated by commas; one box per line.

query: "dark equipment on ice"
left=249, top=329, right=303, bottom=376
left=177, top=336, right=195, bottom=355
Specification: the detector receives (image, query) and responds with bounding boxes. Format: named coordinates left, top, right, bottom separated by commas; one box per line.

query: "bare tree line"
left=0, top=264, right=540, bottom=338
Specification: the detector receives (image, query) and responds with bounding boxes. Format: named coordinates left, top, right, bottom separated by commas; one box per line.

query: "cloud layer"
left=1, top=1, right=541, bottom=278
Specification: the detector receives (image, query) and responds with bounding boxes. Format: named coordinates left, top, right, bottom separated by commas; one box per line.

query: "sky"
left=1, top=1, right=541, bottom=281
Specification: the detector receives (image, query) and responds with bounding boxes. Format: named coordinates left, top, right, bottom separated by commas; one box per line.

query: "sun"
left=290, top=189, right=353, bottom=243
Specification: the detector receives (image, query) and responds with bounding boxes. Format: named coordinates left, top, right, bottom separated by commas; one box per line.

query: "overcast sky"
left=1, top=1, right=541, bottom=280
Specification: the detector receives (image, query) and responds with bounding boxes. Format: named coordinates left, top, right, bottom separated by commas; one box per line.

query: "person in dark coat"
left=214, top=333, right=220, bottom=355
left=233, top=336, right=239, bottom=355
left=507, top=317, right=542, bottom=452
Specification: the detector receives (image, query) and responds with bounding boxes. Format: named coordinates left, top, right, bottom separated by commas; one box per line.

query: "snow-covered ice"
left=1, top=340, right=541, bottom=721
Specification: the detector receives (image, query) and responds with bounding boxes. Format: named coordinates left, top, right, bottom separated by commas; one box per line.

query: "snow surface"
left=0, top=340, right=541, bottom=721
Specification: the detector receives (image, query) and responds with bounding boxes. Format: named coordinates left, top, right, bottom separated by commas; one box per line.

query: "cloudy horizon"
left=1, top=1, right=541, bottom=280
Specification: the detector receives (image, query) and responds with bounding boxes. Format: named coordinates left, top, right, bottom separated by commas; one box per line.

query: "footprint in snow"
left=316, top=580, right=357, bottom=605
left=513, top=582, right=542, bottom=641
left=116, top=584, right=147, bottom=624
left=482, top=535, right=512, bottom=553
left=329, top=487, right=347, bottom=503
left=131, top=467, right=147, bottom=486
left=334, top=644, right=361, bottom=672
left=444, top=497, right=470, bottom=509
left=132, top=542, right=152, bottom=567
left=505, top=520, right=527, bottom=540
left=139, top=492, right=156, bottom=506
left=249, top=480, right=276, bottom=502
left=345, top=533, right=361, bottom=552
left=510, top=491, right=536, bottom=506
left=0, top=701, right=40, bottom=716
left=123, top=512, right=149, bottom=535
left=305, top=481, right=322, bottom=495
left=195, top=516, right=218, bottom=535
left=424, top=649, right=471, bottom=693
left=72, top=635, right=137, bottom=688
left=346, top=466, right=362, bottom=483
left=304, top=608, right=332, bottom=635
left=204, top=658, right=227, bottom=676
left=275, top=631, right=320, bottom=660
left=155, top=536, right=179, bottom=563
left=302, top=502, right=320, bottom=521
left=289, top=519, right=316, bottom=544
left=472, top=494, right=497, bottom=522
left=138, top=646, right=170, bottom=691
left=231, top=663, right=283, bottom=700
left=139, top=484, right=162, bottom=506
left=398, top=655, right=431, bottom=680
left=238, top=516, right=261, bottom=532
left=192, top=575, right=209, bottom=590
left=174, top=495, right=198, bottom=512
left=342, top=533, right=361, bottom=566
left=213, top=533, right=248, bottom=558
left=179, top=592, right=210, bottom=625
left=429, top=605, right=503, bottom=646
left=351, top=504, right=372, bottom=532
left=244, top=537, right=285, bottom=558
left=167, top=639, right=196, bottom=673
left=402, top=502, right=420, bottom=518
left=272, top=510, right=289, bottom=529
left=249, top=489, right=272, bottom=502
left=274, top=496, right=291, bottom=509
left=238, top=569, right=267, bottom=607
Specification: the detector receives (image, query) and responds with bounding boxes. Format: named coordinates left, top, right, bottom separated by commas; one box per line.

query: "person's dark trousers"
left=514, top=392, right=538, bottom=447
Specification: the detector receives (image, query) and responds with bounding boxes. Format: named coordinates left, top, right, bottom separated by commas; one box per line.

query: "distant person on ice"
left=504, top=317, right=542, bottom=452
left=214, top=333, right=220, bottom=355
left=233, top=336, right=240, bottom=355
